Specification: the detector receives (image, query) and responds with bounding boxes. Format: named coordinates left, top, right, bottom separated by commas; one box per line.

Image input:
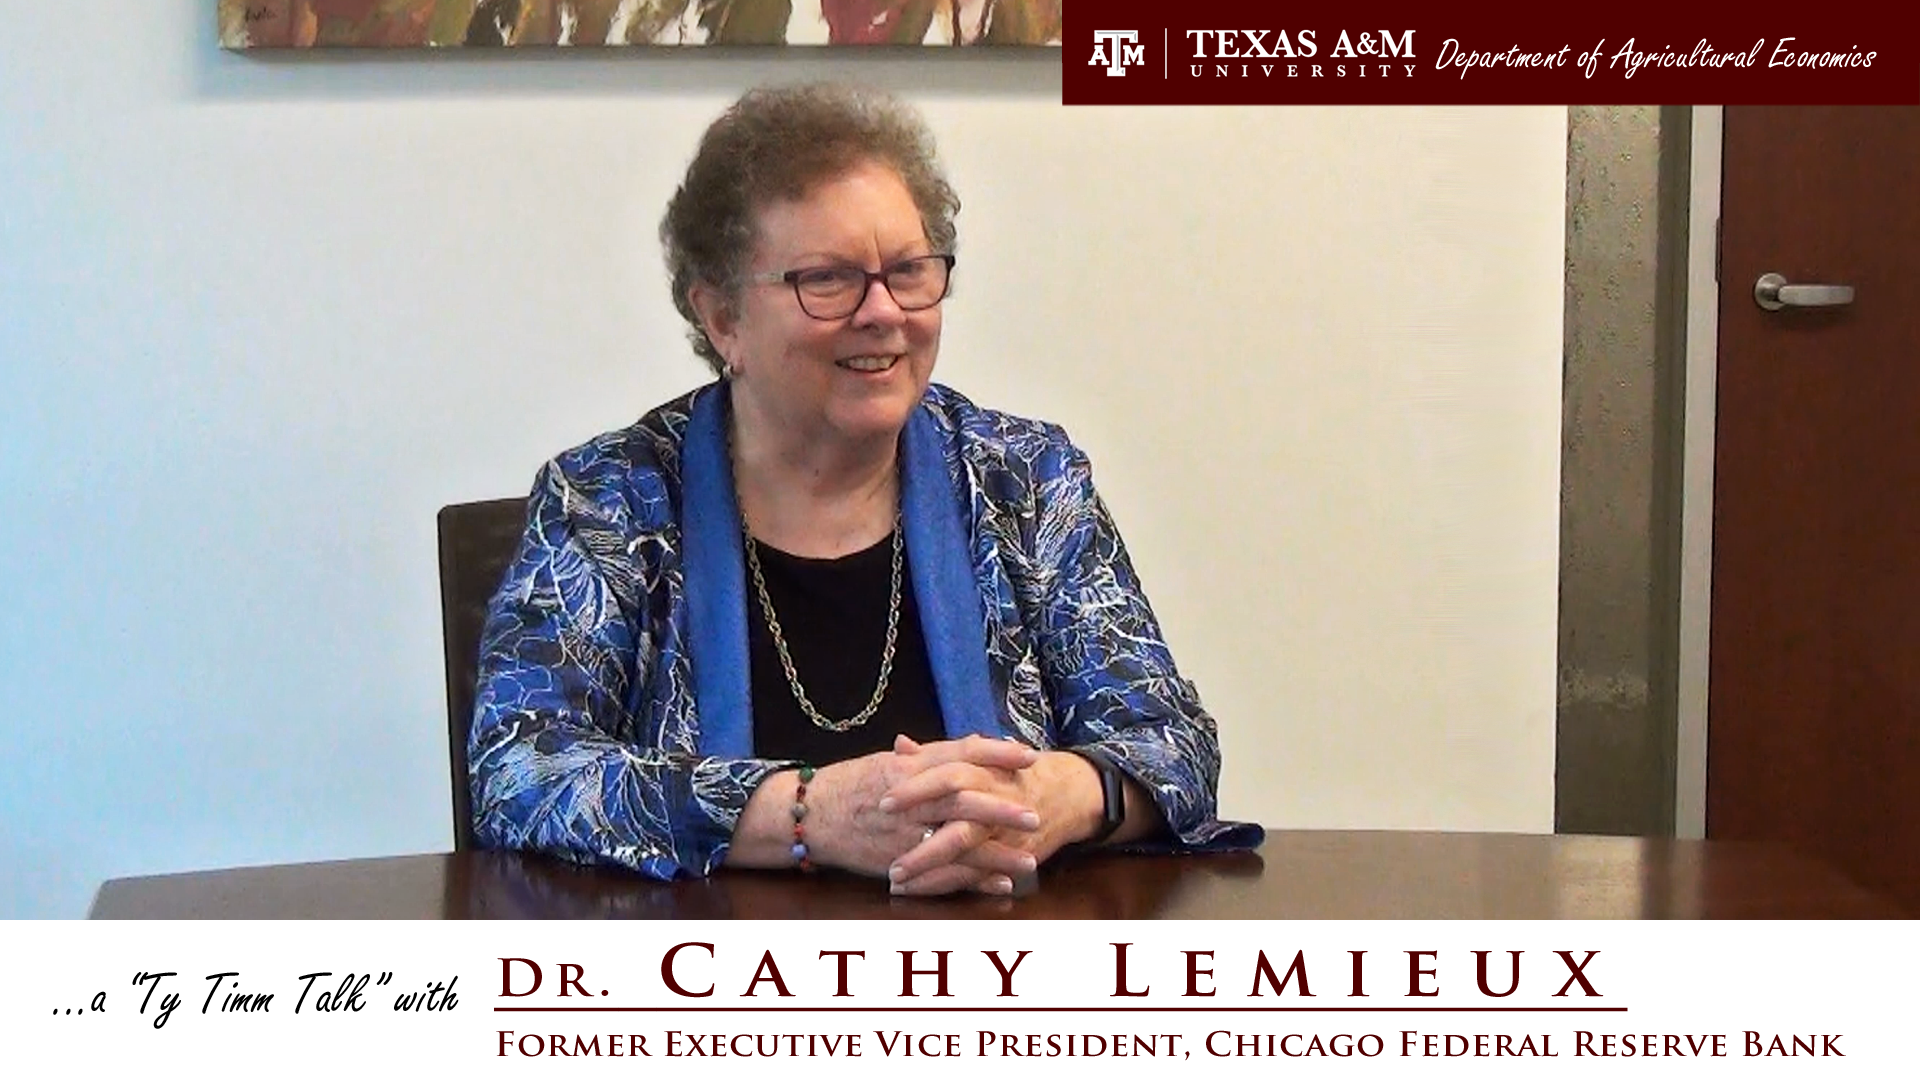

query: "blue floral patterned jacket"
left=469, top=381, right=1261, bottom=878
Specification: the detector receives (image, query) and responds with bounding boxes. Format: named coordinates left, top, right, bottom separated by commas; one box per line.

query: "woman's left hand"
left=879, top=736, right=1104, bottom=896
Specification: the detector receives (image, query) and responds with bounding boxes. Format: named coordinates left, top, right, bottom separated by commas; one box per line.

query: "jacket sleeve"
left=467, top=461, right=787, bottom=879
left=1029, top=438, right=1263, bottom=851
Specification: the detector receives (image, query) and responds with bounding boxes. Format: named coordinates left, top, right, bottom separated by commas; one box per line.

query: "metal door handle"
left=1754, top=272, right=1854, bottom=311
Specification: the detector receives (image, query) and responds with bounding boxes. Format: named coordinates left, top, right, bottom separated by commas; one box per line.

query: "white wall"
left=0, top=2, right=1566, bottom=918
left=1675, top=105, right=1723, bottom=840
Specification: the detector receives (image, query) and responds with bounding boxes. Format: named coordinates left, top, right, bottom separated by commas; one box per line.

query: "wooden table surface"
left=89, top=831, right=1906, bottom=919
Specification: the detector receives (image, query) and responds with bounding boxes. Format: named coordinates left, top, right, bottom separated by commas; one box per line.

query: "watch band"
left=1064, top=747, right=1126, bottom=846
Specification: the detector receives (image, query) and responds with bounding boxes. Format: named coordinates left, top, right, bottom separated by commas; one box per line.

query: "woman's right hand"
left=807, top=735, right=1042, bottom=887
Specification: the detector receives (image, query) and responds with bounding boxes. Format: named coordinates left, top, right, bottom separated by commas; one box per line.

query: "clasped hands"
left=809, top=734, right=1102, bottom=897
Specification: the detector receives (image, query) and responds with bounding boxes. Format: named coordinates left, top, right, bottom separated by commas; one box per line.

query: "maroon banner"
left=1062, top=2, right=1918, bottom=104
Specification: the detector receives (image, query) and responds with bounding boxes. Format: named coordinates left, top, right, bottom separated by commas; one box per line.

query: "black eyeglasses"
left=750, top=254, right=955, bottom=321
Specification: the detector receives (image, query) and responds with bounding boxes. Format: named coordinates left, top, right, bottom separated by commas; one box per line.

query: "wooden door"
left=1708, top=107, right=1920, bottom=912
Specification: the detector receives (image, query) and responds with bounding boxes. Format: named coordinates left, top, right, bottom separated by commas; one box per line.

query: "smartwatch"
left=1064, top=747, right=1126, bottom=846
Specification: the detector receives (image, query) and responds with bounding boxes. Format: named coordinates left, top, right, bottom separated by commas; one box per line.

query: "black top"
left=747, top=530, right=946, bottom=765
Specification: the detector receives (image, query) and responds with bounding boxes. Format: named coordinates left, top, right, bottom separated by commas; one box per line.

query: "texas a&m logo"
left=1090, top=30, right=1145, bottom=75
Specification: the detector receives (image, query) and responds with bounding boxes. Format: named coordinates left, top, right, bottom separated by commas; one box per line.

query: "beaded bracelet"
left=790, top=765, right=815, bottom=872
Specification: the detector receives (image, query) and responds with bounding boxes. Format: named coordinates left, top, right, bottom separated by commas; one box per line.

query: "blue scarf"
left=680, top=383, right=1006, bottom=758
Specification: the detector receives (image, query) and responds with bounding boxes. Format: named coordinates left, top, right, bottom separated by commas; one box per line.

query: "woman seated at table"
left=470, top=84, right=1259, bottom=896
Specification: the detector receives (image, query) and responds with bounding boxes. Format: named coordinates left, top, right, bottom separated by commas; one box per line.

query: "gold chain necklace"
left=742, top=515, right=904, bottom=732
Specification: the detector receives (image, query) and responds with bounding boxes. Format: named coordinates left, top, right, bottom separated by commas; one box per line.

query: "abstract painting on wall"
left=218, top=1, right=1063, bottom=48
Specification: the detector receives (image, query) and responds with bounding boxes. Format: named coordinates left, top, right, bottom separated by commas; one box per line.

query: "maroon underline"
left=491, top=999, right=1620, bottom=1006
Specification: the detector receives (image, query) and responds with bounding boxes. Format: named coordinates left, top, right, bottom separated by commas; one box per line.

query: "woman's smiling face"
left=706, top=159, right=944, bottom=454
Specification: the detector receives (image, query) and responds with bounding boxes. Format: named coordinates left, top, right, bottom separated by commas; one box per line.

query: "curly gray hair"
left=660, top=84, right=961, bottom=375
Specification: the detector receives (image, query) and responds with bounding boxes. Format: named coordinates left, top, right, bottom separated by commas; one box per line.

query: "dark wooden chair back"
left=436, top=497, right=527, bottom=850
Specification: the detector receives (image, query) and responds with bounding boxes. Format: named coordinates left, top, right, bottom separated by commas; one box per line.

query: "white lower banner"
left=4, top=920, right=1903, bottom=1073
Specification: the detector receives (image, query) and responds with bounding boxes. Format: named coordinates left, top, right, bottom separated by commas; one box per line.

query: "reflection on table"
left=89, top=831, right=1905, bottom=919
